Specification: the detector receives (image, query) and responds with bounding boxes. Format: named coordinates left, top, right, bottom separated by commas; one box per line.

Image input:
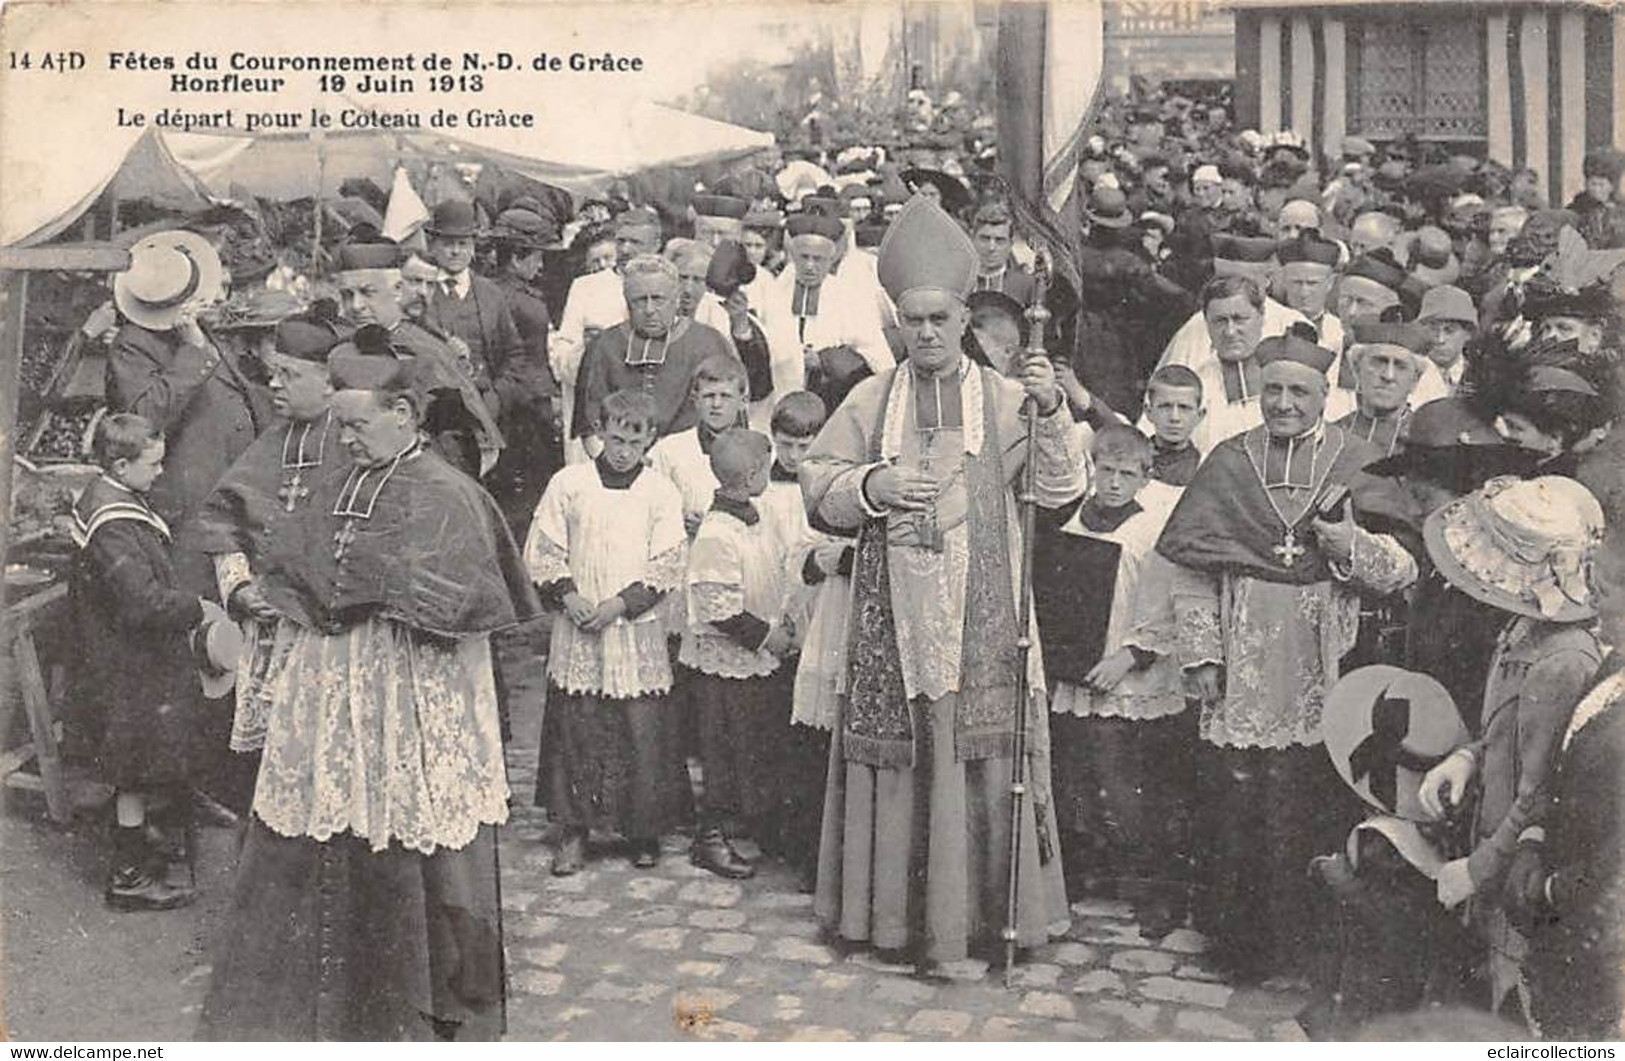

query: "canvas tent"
left=5, top=88, right=772, bottom=249
left=2, top=127, right=217, bottom=249
left=163, top=87, right=773, bottom=201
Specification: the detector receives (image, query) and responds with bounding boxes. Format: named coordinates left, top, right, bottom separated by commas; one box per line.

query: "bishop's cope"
left=1153, top=328, right=1419, bottom=980
left=798, top=195, right=1088, bottom=964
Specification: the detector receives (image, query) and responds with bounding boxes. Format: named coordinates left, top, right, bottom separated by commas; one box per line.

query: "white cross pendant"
left=1273, top=530, right=1306, bottom=567
left=278, top=472, right=309, bottom=513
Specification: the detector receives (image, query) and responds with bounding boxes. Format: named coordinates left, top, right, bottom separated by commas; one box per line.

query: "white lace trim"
left=1049, top=671, right=1186, bottom=721
left=681, top=582, right=781, bottom=678
left=548, top=616, right=674, bottom=699
left=252, top=618, right=510, bottom=854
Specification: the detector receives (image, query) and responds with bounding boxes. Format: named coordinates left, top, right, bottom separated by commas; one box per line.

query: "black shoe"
left=631, top=839, right=660, bottom=869
left=551, top=830, right=587, bottom=876
left=689, top=833, right=754, bottom=880
left=106, top=827, right=195, bottom=911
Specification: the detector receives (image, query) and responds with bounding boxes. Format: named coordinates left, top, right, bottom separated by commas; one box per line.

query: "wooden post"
left=0, top=245, right=128, bottom=824
left=0, top=269, right=28, bottom=616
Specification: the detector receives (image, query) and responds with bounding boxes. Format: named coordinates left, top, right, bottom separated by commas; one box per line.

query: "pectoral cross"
left=1273, top=530, right=1306, bottom=567
left=277, top=472, right=310, bottom=513
left=332, top=520, right=358, bottom=563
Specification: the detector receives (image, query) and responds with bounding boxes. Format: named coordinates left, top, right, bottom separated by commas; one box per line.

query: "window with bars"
left=1348, top=15, right=1487, bottom=141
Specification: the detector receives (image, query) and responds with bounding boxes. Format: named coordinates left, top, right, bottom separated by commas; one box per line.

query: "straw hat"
left=1323, top=665, right=1469, bottom=822
left=1424, top=475, right=1604, bottom=622
left=114, top=230, right=223, bottom=332
left=193, top=599, right=243, bottom=699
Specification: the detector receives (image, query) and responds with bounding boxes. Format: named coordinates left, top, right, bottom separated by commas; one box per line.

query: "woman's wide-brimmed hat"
left=114, top=230, right=224, bottom=331
left=1424, top=475, right=1604, bottom=622
left=1323, top=665, right=1468, bottom=822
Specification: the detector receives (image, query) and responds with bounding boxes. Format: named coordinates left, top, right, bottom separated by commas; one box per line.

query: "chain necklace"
left=277, top=410, right=330, bottom=513
left=1241, top=425, right=1344, bottom=567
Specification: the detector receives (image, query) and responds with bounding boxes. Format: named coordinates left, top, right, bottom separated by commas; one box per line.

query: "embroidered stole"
left=842, top=365, right=1021, bottom=768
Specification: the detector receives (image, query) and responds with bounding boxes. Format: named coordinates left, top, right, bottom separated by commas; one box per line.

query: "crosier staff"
left=1003, top=249, right=1052, bottom=986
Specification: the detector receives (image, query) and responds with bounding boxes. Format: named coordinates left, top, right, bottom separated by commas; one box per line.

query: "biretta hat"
left=785, top=213, right=844, bottom=242
left=273, top=317, right=340, bottom=364
left=1344, top=249, right=1408, bottom=292
left=693, top=194, right=750, bottom=221
left=1350, top=318, right=1431, bottom=355
left=1425, top=475, right=1604, bottom=622
left=114, top=230, right=224, bottom=332
left=878, top=195, right=978, bottom=303
left=424, top=199, right=479, bottom=239
left=1277, top=233, right=1340, bottom=267
left=193, top=599, right=243, bottom=700
left=1254, top=330, right=1336, bottom=373
left=333, top=239, right=401, bottom=272
left=1212, top=233, right=1279, bottom=281
left=1323, top=665, right=1468, bottom=822
left=1417, top=284, right=1476, bottom=327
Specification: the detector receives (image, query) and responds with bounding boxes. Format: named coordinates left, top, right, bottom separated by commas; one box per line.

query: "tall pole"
left=1002, top=256, right=1050, bottom=987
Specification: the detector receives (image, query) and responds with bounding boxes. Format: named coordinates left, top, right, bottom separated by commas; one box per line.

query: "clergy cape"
left=573, top=319, right=736, bottom=442
left=182, top=415, right=350, bottom=591
left=1156, top=424, right=1411, bottom=585
left=801, top=363, right=1075, bottom=769
left=263, top=448, right=540, bottom=637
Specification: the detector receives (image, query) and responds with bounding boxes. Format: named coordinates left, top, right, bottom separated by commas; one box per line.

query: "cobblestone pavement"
left=494, top=701, right=1312, bottom=1042
left=0, top=678, right=1308, bottom=1041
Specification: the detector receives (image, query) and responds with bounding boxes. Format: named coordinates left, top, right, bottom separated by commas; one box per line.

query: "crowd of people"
left=51, top=81, right=1625, bottom=1041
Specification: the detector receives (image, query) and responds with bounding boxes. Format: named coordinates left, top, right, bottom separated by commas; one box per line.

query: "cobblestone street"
left=493, top=702, right=1312, bottom=1042
left=0, top=694, right=1310, bottom=1041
